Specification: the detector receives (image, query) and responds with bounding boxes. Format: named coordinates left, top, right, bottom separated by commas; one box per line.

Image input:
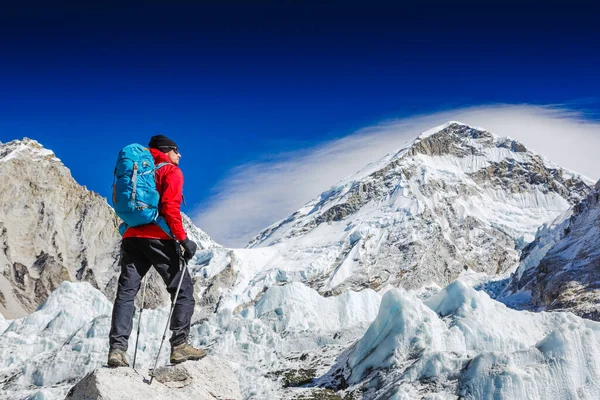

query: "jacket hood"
left=150, top=148, right=172, bottom=165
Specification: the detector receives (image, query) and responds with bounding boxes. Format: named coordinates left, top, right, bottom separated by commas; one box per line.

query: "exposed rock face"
left=0, top=139, right=121, bottom=318
left=503, top=181, right=600, bottom=319
left=246, top=122, right=593, bottom=297
left=65, top=358, right=241, bottom=400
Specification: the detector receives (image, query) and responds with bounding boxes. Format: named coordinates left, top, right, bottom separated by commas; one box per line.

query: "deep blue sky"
left=1, top=1, right=598, bottom=219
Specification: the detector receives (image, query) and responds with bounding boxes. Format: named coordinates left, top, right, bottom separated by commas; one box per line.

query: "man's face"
left=167, top=149, right=181, bottom=165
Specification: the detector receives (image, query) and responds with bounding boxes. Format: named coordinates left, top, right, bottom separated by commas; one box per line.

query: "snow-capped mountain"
left=502, top=180, right=600, bottom=319
left=236, top=122, right=592, bottom=301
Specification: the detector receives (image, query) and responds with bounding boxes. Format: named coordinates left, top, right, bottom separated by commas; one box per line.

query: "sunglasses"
left=159, top=146, right=179, bottom=154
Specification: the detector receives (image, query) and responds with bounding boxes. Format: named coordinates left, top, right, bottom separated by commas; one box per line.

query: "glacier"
left=3, top=278, right=600, bottom=399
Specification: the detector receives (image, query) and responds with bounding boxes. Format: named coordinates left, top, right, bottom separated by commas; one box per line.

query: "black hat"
left=148, top=134, right=178, bottom=152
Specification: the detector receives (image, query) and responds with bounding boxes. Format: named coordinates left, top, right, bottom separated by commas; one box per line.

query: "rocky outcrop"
left=0, top=139, right=121, bottom=318
left=66, top=358, right=241, bottom=400
left=409, top=123, right=493, bottom=157
left=503, top=181, right=600, bottom=319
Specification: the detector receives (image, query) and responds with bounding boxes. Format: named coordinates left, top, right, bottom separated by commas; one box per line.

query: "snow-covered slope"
left=502, top=180, right=600, bottom=319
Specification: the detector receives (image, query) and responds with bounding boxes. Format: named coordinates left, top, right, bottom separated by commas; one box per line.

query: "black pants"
left=109, top=238, right=195, bottom=351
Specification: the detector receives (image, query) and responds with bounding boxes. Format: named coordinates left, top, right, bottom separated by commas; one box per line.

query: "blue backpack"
left=112, top=144, right=172, bottom=236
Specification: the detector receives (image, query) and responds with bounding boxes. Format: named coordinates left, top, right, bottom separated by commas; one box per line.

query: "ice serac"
left=0, top=282, right=114, bottom=399
left=322, top=281, right=600, bottom=400
left=0, top=279, right=380, bottom=400
left=0, top=138, right=121, bottom=318
left=503, top=180, right=600, bottom=319
left=65, top=358, right=241, bottom=400
left=245, top=122, right=592, bottom=296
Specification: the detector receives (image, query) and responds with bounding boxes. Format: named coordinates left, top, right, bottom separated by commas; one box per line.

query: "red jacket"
left=123, top=148, right=188, bottom=241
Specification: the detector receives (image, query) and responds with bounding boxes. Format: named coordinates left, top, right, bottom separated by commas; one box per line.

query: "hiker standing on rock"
left=108, top=134, right=205, bottom=367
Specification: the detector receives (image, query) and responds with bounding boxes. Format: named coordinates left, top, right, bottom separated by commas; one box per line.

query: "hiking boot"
left=107, top=348, right=130, bottom=368
left=170, top=343, right=207, bottom=364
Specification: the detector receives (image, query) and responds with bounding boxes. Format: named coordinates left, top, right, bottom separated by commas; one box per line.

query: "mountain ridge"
left=0, top=138, right=121, bottom=318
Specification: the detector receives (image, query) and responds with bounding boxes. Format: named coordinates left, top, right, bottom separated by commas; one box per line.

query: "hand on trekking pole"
left=180, top=237, right=197, bottom=262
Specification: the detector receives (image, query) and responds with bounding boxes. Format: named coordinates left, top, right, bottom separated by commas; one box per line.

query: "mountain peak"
left=409, top=121, right=527, bottom=159
left=1, top=137, right=58, bottom=163
left=416, top=121, right=480, bottom=139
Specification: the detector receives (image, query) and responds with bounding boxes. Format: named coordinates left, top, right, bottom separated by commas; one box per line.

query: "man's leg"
left=109, top=238, right=152, bottom=353
left=146, top=239, right=204, bottom=363
left=147, top=239, right=195, bottom=346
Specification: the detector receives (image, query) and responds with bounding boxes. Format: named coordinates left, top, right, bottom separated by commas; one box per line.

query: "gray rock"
left=65, top=357, right=241, bottom=400
left=0, top=138, right=121, bottom=318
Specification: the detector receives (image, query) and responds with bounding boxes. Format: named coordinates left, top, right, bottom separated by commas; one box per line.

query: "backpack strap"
left=154, top=216, right=175, bottom=239
left=118, top=222, right=129, bottom=237
left=153, top=162, right=175, bottom=239
left=118, top=218, right=174, bottom=238
left=155, top=162, right=170, bottom=171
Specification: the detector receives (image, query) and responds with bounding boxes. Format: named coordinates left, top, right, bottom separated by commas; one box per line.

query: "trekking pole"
left=133, top=272, right=149, bottom=370
left=149, top=250, right=187, bottom=385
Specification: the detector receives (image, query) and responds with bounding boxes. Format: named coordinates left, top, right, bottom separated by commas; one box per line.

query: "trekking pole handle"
left=176, top=241, right=186, bottom=271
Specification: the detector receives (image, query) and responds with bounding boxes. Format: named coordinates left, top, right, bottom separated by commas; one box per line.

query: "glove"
left=180, top=237, right=198, bottom=262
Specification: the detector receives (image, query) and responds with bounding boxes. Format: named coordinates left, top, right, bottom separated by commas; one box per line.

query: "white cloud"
left=193, top=104, right=600, bottom=247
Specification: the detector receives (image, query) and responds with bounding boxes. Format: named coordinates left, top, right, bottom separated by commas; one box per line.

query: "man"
left=108, top=134, right=204, bottom=367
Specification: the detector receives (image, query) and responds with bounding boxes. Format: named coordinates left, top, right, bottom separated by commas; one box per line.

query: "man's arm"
left=160, top=167, right=188, bottom=241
